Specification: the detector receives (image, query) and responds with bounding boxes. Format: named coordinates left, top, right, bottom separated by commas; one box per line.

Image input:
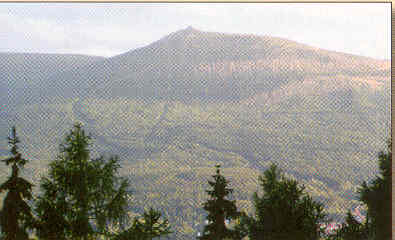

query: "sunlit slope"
left=39, top=27, right=390, bottom=103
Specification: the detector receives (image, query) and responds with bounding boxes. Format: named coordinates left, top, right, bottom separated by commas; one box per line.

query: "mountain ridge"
left=151, top=27, right=390, bottom=62
left=22, top=27, right=387, bottom=105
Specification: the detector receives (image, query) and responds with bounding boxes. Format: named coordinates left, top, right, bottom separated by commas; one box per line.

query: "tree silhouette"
left=0, top=127, right=34, bottom=240
left=198, top=165, right=241, bottom=240
left=34, top=123, right=130, bottom=240
left=331, top=138, right=392, bottom=240
left=357, top=138, right=391, bottom=240
left=240, top=164, right=327, bottom=240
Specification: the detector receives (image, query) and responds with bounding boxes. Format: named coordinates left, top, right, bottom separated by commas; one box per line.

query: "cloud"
left=0, top=10, right=148, bottom=56
left=0, top=3, right=390, bottom=59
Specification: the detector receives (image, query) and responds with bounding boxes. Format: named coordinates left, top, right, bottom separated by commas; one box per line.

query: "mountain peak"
left=177, top=26, right=201, bottom=36
left=153, top=26, right=202, bottom=46
left=184, top=26, right=198, bottom=32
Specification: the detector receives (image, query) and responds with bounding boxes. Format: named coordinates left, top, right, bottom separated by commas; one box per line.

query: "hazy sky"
left=0, top=3, right=391, bottom=59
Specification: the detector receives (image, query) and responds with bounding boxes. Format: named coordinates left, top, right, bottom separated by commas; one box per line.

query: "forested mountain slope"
left=0, top=27, right=390, bottom=239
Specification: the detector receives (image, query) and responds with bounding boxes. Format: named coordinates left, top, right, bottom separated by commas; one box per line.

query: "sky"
left=0, top=3, right=391, bottom=60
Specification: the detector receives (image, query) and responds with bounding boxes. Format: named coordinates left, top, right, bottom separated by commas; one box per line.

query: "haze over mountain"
left=0, top=27, right=390, bottom=239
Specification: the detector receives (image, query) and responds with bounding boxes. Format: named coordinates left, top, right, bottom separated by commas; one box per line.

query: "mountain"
left=0, top=52, right=104, bottom=106
left=1, top=27, right=391, bottom=240
left=37, top=27, right=389, bottom=104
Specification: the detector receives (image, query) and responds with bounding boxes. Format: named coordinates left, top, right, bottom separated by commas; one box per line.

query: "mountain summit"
left=15, top=27, right=389, bottom=105
left=183, top=25, right=200, bottom=33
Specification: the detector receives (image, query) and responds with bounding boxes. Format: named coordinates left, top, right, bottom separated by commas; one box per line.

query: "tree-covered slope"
left=0, top=27, right=390, bottom=239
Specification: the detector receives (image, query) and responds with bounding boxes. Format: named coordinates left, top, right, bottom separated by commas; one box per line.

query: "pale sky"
left=0, top=3, right=391, bottom=60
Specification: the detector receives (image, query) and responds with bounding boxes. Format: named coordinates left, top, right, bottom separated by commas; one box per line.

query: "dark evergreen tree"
left=232, top=211, right=254, bottom=240
left=0, top=127, right=34, bottom=240
left=34, top=123, right=130, bottom=240
left=240, top=164, right=327, bottom=240
left=114, top=207, right=172, bottom=240
left=357, top=138, right=391, bottom=240
left=198, top=165, right=241, bottom=240
left=326, top=138, right=391, bottom=240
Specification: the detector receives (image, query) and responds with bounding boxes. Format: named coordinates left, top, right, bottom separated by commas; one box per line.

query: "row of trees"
left=198, top=139, right=391, bottom=240
left=198, top=164, right=326, bottom=240
left=0, top=124, right=391, bottom=240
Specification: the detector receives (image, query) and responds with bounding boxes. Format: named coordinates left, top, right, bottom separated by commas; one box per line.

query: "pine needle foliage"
left=357, top=138, right=391, bottom=240
left=241, top=164, right=327, bottom=240
left=198, top=165, right=241, bottom=240
left=34, top=123, right=130, bottom=240
left=0, top=127, right=34, bottom=240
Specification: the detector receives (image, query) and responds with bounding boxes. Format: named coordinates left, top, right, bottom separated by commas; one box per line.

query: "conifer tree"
left=241, top=164, right=327, bottom=240
left=331, top=138, right=392, bottom=240
left=35, top=123, right=130, bottom=240
left=357, top=138, right=391, bottom=240
left=326, top=138, right=391, bottom=240
left=0, top=127, right=34, bottom=240
left=198, top=165, right=241, bottom=240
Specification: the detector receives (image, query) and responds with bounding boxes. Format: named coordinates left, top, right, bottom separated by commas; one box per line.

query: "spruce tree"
left=198, top=165, right=241, bottom=240
left=357, top=138, right=391, bottom=240
left=35, top=123, right=130, bottom=240
left=241, top=164, right=327, bottom=240
left=326, top=138, right=391, bottom=240
left=0, top=127, right=34, bottom=240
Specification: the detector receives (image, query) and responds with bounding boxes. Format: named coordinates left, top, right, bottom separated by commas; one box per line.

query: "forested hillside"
left=0, top=27, right=390, bottom=239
